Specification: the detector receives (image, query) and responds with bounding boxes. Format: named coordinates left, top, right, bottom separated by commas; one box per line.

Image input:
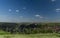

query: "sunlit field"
left=0, top=33, right=60, bottom=38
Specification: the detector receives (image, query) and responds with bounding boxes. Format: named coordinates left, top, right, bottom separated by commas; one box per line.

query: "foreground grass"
left=0, top=33, right=60, bottom=38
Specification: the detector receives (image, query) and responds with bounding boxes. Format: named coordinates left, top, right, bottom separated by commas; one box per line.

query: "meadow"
left=0, top=33, right=60, bottom=38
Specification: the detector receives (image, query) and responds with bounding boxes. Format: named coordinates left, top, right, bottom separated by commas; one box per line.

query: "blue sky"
left=0, top=0, right=60, bottom=22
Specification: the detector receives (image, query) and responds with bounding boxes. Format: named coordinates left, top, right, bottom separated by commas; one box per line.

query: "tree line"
left=0, top=23, right=60, bottom=34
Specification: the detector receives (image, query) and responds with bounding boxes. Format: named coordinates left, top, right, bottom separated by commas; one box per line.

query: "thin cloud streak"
left=35, top=14, right=44, bottom=18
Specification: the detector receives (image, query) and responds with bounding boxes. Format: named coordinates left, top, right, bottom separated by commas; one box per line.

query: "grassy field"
left=0, top=33, right=60, bottom=38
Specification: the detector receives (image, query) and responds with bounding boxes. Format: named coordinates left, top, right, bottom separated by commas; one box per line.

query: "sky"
left=0, top=0, right=60, bottom=23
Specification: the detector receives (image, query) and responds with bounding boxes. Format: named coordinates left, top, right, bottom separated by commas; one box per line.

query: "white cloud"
left=35, top=14, right=44, bottom=18
left=16, top=10, right=19, bottom=12
left=56, top=8, right=60, bottom=12
left=35, top=15, right=40, bottom=17
left=9, top=9, right=11, bottom=12
left=56, top=9, right=60, bottom=10
left=51, top=0, right=56, bottom=2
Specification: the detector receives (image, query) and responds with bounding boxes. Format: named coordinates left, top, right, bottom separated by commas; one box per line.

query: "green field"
left=0, top=33, right=60, bottom=38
